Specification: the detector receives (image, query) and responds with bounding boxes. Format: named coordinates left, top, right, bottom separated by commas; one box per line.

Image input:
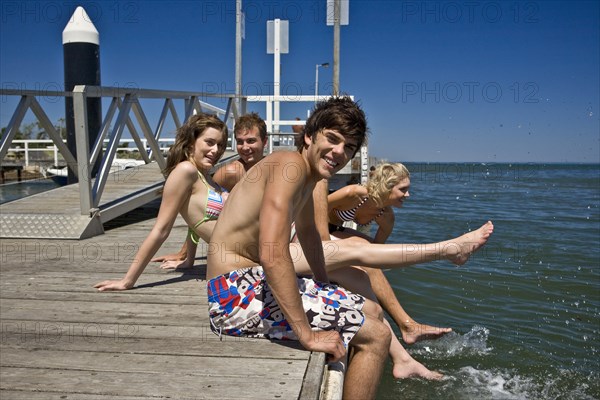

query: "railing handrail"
left=8, top=138, right=176, bottom=144
left=82, top=86, right=241, bottom=100
left=3, top=138, right=177, bottom=168
left=0, top=86, right=246, bottom=216
left=1, top=86, right=368, bottom=220
left=1, top=87, right=241, bottom=99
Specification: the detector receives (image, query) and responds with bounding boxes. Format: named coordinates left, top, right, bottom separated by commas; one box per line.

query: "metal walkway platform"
left=0, top=162, right=165, bottom=240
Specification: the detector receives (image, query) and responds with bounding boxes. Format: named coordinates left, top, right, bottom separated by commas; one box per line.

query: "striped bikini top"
left=333, top=196, right=385, bottom=227
left=189, top=171, right=225, bottom=244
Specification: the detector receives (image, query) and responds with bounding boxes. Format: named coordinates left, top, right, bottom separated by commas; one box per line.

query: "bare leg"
left=293, top=221, right=494, bottom=273
left=383, top=319, right=443, bottom=380
left=329, top=229, right=453, bottom=344
left=292, top=221, right=492, bottom=345
left=344, top=313, right=390, bottom=399
left=329, top=268, right=443, bottom=380
left=444, top=221, right=495, bottom=265
left=363, top=267, right=452, bottom=344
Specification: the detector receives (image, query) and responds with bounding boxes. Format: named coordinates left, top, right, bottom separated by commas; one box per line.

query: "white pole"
left=235, top=0, right=242, bottom=116
left=266, top=100, right=273, bottom=154
left=315, top=64, right=319, bottom=105
left=274, top=19, right=281, bottom=133
left=314, top=63, right=329, bottom=105
left=333, top=0, right=340, bottom=95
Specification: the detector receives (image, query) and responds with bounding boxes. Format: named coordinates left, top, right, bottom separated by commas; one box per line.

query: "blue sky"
left=1, top=0, right=599, bottom=162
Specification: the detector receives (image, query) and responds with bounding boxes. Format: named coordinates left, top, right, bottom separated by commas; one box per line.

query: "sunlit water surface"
left=375, top=163, right=599, bottom=399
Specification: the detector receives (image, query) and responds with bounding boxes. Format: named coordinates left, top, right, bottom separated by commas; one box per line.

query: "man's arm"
left=259, top=159, right=313, bottom=338
left=258, top=155, right=343, bottom=360
left=312, top=179, right=331, bottom=241
left=295, top=195, right=328, bottom=283
left=213, top=161, right=244, bottom=192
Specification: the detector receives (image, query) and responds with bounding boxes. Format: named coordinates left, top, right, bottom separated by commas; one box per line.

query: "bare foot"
left=444, top=221, right=494, bottom=265
left=392, top=356, right=444, bottom=380
left=401, top=322, right=453, bottom=345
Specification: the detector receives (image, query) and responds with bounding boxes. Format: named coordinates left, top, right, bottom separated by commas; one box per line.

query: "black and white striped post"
left=63, top=6, right=102, bottom=183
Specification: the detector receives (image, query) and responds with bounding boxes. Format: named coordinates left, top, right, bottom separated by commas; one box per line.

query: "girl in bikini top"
left=333, top=195, right=385, bottom=227
left=328, top=163, right=411, bottom=243
left=189, top=171, right=225, bottom=244
left=94, top=113, right=229, bottom=292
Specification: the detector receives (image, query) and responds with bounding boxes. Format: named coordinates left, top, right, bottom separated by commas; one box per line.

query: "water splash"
left=387, top=364, right=599, bottom=400
left=411, top=325, right=493, bottom=358
left=452, top=367, right=530, bottom=399
left=437, top=367, right=600, bottom=400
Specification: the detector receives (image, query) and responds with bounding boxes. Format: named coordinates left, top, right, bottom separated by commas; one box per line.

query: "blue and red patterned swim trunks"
left=207, top=266, right=366, bottom=347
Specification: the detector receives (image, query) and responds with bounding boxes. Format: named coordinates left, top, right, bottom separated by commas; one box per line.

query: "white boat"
left=44, top=159, right=146, bottom=185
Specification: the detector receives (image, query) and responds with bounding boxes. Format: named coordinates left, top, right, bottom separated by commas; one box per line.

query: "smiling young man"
left=213, top=112, right=267, bottom=191
left=207, top=97, right=390, bottom=399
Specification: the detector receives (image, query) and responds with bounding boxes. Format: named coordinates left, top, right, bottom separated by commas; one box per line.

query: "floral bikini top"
left=333, top=196, right=385, bottom=227
left=189, top=171, right=225, bottom=244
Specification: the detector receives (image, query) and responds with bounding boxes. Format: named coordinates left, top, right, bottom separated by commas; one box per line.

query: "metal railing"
left=1, top=86, right=243, bottom=216
left=2, top=138, right=176, bottom=167
left=1, top=88, right=369, bottom=223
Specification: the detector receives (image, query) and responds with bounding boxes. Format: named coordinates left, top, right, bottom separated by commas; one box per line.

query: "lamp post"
left=315, top=62, right=329, bottom=104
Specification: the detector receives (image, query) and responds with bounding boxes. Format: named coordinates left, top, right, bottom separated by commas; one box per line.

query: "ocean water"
left=0, top=178, right=61, bottom=204
left=2, top=163, right=598, bottom=398
left=375, top=163, right=600, bottom=399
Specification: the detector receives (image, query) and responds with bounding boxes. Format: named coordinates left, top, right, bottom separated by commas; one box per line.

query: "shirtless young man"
left=213, top=112, right=267, bottom=191
left=155, top=112, right=484, bottom=379
left=207, top=97, right=390, bottom=399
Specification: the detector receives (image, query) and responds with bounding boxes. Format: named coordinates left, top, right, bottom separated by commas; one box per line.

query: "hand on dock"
left=93, top=279, right=133, bottom=291
left=158, top=258, right=194, bottom=270
left=151, top=252, right=186, bottom=263
left=302, top=330, right=346, bottom=363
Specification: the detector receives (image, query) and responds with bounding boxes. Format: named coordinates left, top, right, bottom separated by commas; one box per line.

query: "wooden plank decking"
left=0, top=199, right=326, bottom=399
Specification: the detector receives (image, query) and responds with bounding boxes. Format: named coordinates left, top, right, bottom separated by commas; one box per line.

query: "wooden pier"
left=0, top=198, right=328, bottom=399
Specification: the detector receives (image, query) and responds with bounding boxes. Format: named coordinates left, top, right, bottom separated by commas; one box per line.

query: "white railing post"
left=24, top=141, right=29, bottom=167
left=360, top=144, right=369, bottom=185
left=73, top=85, right=93, bottom=215
left=266, top=99, right=273, bottom=154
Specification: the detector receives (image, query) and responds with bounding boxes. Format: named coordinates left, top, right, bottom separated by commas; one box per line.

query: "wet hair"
left=164, top=113, right=228, bottom=176
left=234, top=112, right=267, bottom=141
left=367, top=163, right=410, bottom=207
left=296, top=96, right=368, bottom=157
